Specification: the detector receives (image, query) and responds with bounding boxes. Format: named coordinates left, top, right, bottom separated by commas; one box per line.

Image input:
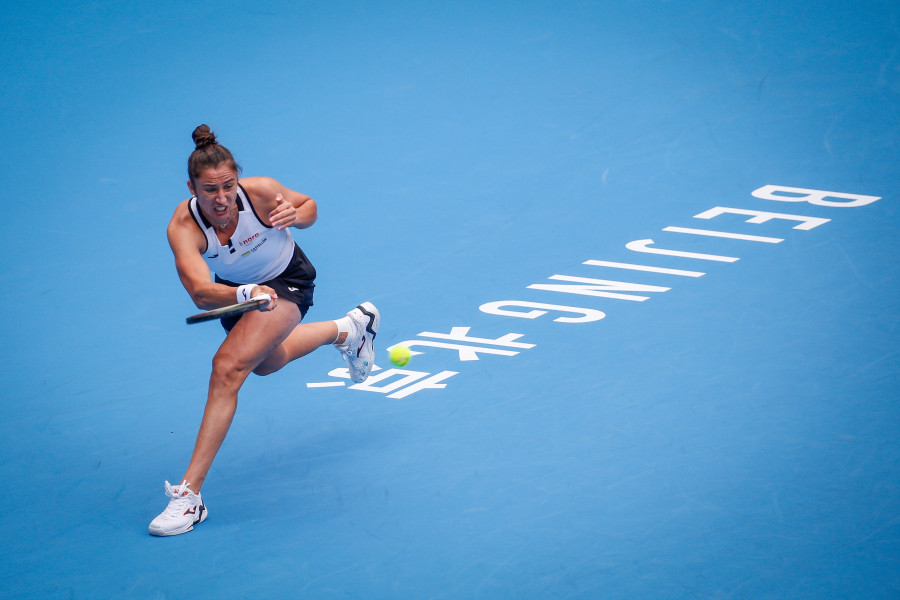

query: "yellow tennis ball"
left=389, top=345, right=411, bottom=367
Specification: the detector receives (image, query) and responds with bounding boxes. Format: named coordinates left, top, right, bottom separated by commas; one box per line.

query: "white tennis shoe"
left=148, top=480, right=207, bottom=536
left=336, top=302, right=380, bottom=383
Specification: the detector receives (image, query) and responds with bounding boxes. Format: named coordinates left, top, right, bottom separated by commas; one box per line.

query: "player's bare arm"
left=240, top=176, right=317, bottom=230
left=167, top=201, right=273, bottom=310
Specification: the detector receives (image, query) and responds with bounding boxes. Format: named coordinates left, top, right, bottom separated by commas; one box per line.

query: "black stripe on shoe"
left=357, top=304, right=378, bottom=338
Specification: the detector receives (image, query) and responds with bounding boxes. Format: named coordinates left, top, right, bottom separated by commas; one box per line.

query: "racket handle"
left=251, top=293, right=272, bottom=306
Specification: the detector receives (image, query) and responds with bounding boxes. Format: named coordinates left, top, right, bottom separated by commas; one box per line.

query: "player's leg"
left=181, top=301, right=303, bottom=492
left=150, top=301, right=303, bottom=536
left=252, top=319, right=338, bottom=375
left=253, top=302, right=380, bottom=382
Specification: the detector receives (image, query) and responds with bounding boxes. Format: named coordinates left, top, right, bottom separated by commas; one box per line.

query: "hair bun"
left=192, top=124, right=217, bottom=150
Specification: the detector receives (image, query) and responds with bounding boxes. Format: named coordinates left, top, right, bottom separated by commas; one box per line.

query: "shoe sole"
left=149, top=505, right=208, bottom=537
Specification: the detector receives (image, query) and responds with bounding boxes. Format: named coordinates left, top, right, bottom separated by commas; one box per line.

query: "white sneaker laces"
left=162, top=480, right=199, bottom=515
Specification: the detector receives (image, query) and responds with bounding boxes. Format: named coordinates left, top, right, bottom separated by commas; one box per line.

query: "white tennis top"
left=188, top=184, right=295, bottom=284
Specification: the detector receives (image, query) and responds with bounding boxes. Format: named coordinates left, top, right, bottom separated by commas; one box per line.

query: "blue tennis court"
left=2, top=1, right=898, bottom=598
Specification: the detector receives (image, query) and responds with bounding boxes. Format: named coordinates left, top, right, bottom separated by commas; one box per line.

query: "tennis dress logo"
left=239, top=233, right=260, bottom=246
left=232, top=233, right=268, bottom=257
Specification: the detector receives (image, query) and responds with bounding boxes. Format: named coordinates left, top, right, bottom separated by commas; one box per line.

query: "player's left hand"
left=254, top=285, right=278, bottom=311
left=269, top=194, right=297, bottom=230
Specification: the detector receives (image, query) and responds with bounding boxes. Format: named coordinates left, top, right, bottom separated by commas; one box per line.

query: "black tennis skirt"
left=215, top=244, right=316, bottom=331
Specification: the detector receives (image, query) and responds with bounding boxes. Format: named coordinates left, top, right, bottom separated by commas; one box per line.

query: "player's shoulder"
left=167, top=198, right=201, bottom=241
left=168, top=198, right=194, bottom=226
left=239, top=176, right=282, bottom=196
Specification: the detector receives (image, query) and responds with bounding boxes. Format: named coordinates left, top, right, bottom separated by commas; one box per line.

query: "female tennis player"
left=149, top=125, right=379, bottom=536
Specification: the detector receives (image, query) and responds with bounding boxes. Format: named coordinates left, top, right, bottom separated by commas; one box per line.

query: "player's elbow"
left=294, top=198, right=318, bottom=229
left=189, top=287, right=219, bottom=310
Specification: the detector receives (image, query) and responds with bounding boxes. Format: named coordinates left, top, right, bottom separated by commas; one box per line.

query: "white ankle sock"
left=333, top=316, right=354, bottom=346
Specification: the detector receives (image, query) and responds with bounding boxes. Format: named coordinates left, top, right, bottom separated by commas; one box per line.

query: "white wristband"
left=236, top=284, right=258, bottom=303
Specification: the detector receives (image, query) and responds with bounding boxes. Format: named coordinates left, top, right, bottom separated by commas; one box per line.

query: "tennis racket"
left=186, top=294, right=272, bottom=324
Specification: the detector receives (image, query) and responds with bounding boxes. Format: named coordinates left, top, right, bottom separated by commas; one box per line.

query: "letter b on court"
left=752, top=185, right=880, bottom=208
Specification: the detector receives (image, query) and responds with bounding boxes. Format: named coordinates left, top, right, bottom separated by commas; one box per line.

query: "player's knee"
left=252, top=363, right=277, bottom=376
left=251, top=346, right=287, bottom=377
left=211, top=351, right=253, bottom=389
left=252, top=357, right=286, bottom=377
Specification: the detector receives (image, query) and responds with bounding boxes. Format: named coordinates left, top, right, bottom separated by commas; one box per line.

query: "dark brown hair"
left=187, top=124, right=241, bottom=182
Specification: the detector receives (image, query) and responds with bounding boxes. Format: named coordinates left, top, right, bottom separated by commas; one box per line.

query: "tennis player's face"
left=191, top=165, right=240, bottom=227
